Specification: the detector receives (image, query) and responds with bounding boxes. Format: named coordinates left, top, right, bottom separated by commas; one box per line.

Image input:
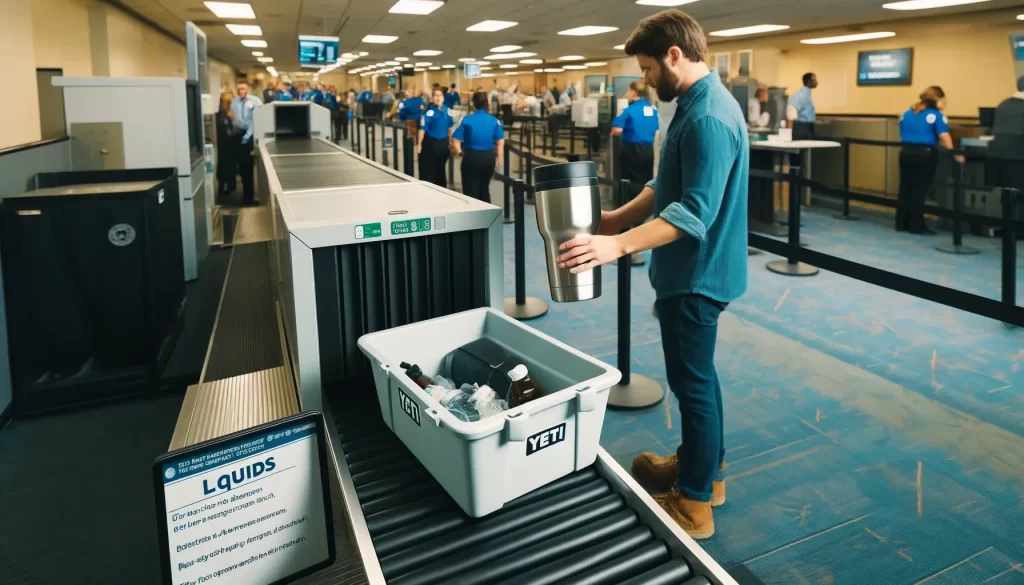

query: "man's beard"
left=654, top=66, right=681, bottom=102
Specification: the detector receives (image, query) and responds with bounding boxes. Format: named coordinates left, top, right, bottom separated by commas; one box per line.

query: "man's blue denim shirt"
left=646, top=72, right=749, bottom=303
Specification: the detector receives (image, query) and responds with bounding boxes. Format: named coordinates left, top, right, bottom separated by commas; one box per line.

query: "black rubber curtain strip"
left=617, top=559, right=695, bottom=585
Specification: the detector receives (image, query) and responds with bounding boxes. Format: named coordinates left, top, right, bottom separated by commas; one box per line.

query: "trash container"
left=358, top=307, right=621, bottom=517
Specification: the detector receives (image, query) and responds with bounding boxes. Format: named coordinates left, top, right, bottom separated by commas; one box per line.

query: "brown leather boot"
left=632, top=454, right=727, bottom=508
left=653, top=487, right=715, bottom=539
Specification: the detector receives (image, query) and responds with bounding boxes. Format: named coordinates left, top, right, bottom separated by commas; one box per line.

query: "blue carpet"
left=494, top=185, right=1024, bottom=585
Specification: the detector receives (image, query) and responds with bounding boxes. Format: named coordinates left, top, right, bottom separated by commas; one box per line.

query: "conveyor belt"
left=267, top=139, right=341, bottom=155
left=326, top=387, right=709, bottom=585
left=273, top=152, right=404, bottom=191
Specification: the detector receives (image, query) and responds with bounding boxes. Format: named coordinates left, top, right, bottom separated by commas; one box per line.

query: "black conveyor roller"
left=618, top=559, right=695, bottom=585
left=682, top=577, right=712, bottom=585
left=328, top=387, right=706, bottom=585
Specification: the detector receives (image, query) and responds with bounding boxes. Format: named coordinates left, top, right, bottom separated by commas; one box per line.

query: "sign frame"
left=153, top=411, right=336, bottom=585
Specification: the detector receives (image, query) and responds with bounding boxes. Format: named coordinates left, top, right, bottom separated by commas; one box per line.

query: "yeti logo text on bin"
left=526, top=423, right=566, bottom=455
left=398, top=388, right=421, bottom=426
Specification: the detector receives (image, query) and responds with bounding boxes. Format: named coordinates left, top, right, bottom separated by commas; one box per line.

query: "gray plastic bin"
left=357, top=307, right=621, bottom=517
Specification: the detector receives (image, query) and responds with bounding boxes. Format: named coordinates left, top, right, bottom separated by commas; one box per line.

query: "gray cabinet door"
left=70, top=122, right=125, bottom=171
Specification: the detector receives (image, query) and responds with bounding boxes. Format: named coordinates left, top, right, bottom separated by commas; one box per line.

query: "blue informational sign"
left=857, top=48, right=914, bottom=86
left=1010, top=33, right=1024, bottom=61
left=299, top=35, right=339, bottom=68
left=464, top=63, right=481, bottom=79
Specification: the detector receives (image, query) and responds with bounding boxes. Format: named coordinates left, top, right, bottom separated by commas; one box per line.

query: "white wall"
left=0, top=0, right=42, bottom=149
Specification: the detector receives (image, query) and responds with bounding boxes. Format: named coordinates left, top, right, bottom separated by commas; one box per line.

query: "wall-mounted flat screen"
left=154, top=412, right=335, bottom=585
left=464, top=63, right=481, bottom=79
left=299, top=35, right=339, bottom=68
left=857, top=48, right=913, bottom=86
left=1010, top=33, right=1024, bottom=61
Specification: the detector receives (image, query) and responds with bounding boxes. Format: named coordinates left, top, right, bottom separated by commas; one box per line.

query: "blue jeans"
left=656, top=293, right=727, bottom=502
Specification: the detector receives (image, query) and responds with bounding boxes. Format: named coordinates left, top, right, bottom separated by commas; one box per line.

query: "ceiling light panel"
left=636, top=0, right=699, bottom=5
left=359, top=52, right=369, bottom=56
left=800, top=32, right=896, bottom=44
left=521, top=59, right=542, bottom=64
left=490, top=45, right=522, bottom=53
left=429, top=66, right=441, bottom=70
left=709, top=24, right=790, bottom=37
left=883, top=0, right=990, bottom=8
left=543, top=68, right=564, bottom=72
left=559, top=55, right=584, bottom=61
left=499, top=64, right=517, bottom=68
left=415, top=62, right=433, bottom=66
left=204, top=2, right=254, bottom=19
left=558, top=26, right=618, bottom=36
left=257, top=57, right=273, bottom=63
left=562, top=65, right=586, bottom=69
left=241, top=39, right=267, bottom=47
left=614, top=44, right=625, bottom=50
left=443, top=64, right=455, bottom=68
left=363, top=35, right=398, bottom=43
left=388, top=0, right=444, bottom=15
left=484, top=52, right=537, bottom=60
left=226, top=24, right=262, bottom=35
left=266, top=66, right=278, bottom=76
left=458, top=57, right=476, bottom=62
left=413, top=49, right=443, bottom=56
left=251, top=51, right=263, bottom=56
left=467, top=20, right=518, bottom=32
left=585, top=62, right=607, bottom=66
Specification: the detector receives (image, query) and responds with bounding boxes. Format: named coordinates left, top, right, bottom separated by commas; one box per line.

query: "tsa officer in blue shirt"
left=452, top=91, right=505, bottom=202
left=786, top=72, right=817, bottom=140
left=558, top=10, right=748, bottom=540
left=417, top=87, right=455, bottom=187
left=230, top=80, right=264, bottom=206
left=897, top=86, right=959, bottom=234
left=611, top=81, right=659, bottom=200
left=444, top=83, right=461, bottom=109
left=399, top=89, right=425, bottom=138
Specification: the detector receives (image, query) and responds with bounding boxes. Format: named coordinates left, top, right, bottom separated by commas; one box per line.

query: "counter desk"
left=747, top=139, right=842, bottom=236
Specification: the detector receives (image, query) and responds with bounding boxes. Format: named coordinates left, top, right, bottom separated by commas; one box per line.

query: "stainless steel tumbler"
left=533, top=161, right=602, bottom=302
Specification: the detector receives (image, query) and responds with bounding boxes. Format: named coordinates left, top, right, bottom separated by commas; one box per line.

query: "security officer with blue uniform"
left=452, top=91, right=505, bottom=202
left=399, top=89, right=425, bottom=139
left=611, top=81, right=659, bottom=199
left=897, top=85, right=959, bottom=234
left=230, top=80, right=264, bottom=206
left=276, top=83, right=294, bottom=101
left=417, top=87, right=454, bottom=187
left=444, top=83, right=461, bottom=109
left=787, top=72, right=817, bottom=140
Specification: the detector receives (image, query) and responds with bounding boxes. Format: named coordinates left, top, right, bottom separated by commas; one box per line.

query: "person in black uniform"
left=417, top=87, right=454, bottom=187
left=897, top=86, right=959, bottom=234
left=214, top=91, right=237, bottom=199
left=452, top=91, right=505, bottom=203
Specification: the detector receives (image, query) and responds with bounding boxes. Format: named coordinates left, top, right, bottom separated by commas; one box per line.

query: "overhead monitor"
left=1011, top=33, right=1024, bottom=61
left=299, top=35, right=339, bottom=68
left=857, top=48, right=913, bottom=86
left=464, top=63, right=481, bottom=79
left=154, top=412, right=335, bottom=585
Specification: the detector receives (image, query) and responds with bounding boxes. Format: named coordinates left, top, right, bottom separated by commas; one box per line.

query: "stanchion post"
left=525, top=139, right=535, bottom=205
left=767, top=164, right=819, bottom=276
left=608, top=178, right=665, bottom=410
left=353, top=118, right=361, bottom=155
left=403, top=135, right=415, bottom=177
left=392, top=126, right=399, bottom=171
left=364, top=120, right=371, bottom=161
left=370, top=123, right=377, bottom=162
left=503, top=151, right=513, bottom=224
left=1002, top=187, right=1018, bottom=323
left=448, top=148, right=455, bottom=190
left=570, top=122, right=576, bottom=155
left=936, top=158, right=980, bottom=255
left=503, top=180, right=548, bottom=320
left=834, top=138, right=860, bottom=221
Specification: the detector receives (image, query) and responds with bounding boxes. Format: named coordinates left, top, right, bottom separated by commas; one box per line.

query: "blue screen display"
left=857, top=48, right=913, bottom=86
left=299, top=35, right=339, bottom=68
left=1011, top=33, right=1024, bottom=61
left=464, top=63, right=481, bottom=79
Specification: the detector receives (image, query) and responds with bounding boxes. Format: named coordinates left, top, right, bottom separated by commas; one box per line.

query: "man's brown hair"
left=628, top=80, right=650, bottom=100
left=624, top=9, right=707, bottom=64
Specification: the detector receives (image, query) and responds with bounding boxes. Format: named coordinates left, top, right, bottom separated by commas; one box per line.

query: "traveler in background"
left=262, top=80, right=277, bottom=104
left=542, top=85, right=557, bottom=110
left=215, top=91, right=237, bottom=199
left=896, top=86, right=959, bottom=234
left=400, top=88, right=425, bottom=138
left=230, top=80, right=263, bottom=206
left=276, top=82, right=294, bottom=101
left=989, top=76, right=1024, bottom=198
left=452, top=91, right=505, bottom=203
left=747, top=86, right=770, bottom=129
left=489, top=80, right=501, bottom=114
left=444, top=83, right=461, bottom=108
left=381, top=86, right=396, bottom=112
left=323, top=86, right=339, bottom=140
left=558, top=89, right=572, bottom=107
left=417, top=87, right=454, bottom=187
left=611, top=80, right=660, bottom=265
left=357, top=87, right=373, bottom=103
left=337, top=88, right=351, bottom=141
left=787, top=72, right=817, bottom=140
left=558, top=8, right=749, bottom=540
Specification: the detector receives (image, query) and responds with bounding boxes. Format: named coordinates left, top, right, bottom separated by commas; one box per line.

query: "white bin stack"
left=358, top=308, right=621, bottom=517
